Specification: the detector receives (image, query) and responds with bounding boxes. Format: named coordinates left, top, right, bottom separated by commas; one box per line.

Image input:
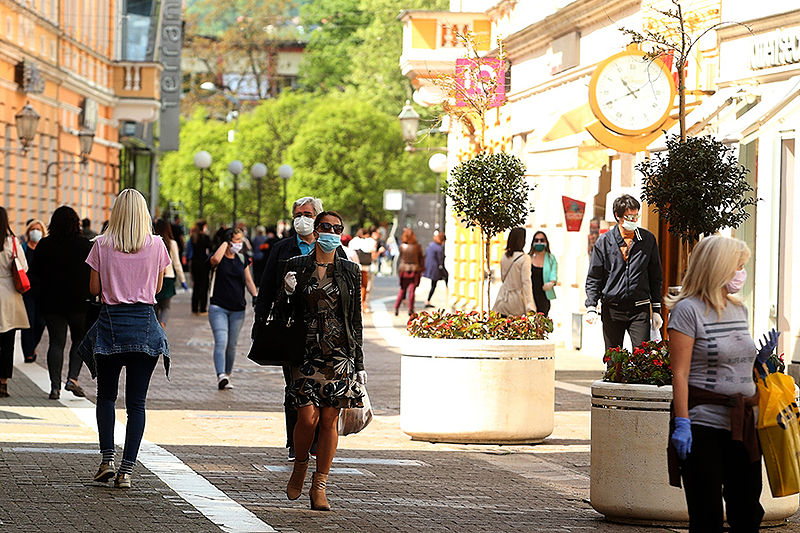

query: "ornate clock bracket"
left=585, top=117, right=679, bottom=153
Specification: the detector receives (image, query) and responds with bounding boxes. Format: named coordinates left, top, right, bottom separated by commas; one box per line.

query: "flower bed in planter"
left=590, top=380, right=799, bottom=525
left=401, top=311, right=555, bottom=444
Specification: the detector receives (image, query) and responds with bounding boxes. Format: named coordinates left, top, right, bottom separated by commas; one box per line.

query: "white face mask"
left=621, top=220, right=638, bottom=232
left=229, top=242, right=243, bottom=254
left=28, top=229, right=43, bottom=243
left=293, top=216, right=315, bottom=236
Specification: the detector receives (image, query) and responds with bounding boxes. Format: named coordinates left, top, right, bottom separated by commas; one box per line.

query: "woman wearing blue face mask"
left=528, top=231, right=557, bottom=317
left=206, top=227, right=258, bottom=390
left=279, top=211, right=366, bottom=511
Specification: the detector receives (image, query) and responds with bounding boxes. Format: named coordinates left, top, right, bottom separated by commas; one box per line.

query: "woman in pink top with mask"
left=78, top=189, right=172, bottom=490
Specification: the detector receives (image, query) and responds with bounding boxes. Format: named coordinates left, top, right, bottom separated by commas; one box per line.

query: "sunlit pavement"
left=2, top=274, right=797, bottom=532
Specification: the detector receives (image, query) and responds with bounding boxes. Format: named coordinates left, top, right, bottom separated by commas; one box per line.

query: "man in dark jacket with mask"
left=584, top=194, right=663, bottom=350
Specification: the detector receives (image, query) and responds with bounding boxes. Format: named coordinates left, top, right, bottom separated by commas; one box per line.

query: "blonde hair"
left=25, top=219, right=47, bottom=238
left=666, top=235, right=751, bottom=318
left=102, top=189, right=153, bottom=253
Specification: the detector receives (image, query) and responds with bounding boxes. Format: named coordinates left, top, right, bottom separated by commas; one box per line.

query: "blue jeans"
left=208, top=304, right=245, bottom=376
left=96, top=352, right=158, bottom=464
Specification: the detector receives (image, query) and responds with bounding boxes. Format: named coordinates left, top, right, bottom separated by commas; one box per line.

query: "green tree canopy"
left=285, top=95, right=435, bottom=226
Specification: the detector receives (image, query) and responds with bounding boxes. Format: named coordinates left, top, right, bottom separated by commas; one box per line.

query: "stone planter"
left=590, top=380, right=799, bottom=526
left=400, top=338, right=555, bottom=444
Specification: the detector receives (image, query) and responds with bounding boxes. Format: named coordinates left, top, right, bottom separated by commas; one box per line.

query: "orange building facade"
left=0, top=0, right=163, bottom=232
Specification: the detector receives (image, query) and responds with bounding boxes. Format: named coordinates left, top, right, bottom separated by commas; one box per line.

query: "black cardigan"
left=277, top=253, right=364, bottom=371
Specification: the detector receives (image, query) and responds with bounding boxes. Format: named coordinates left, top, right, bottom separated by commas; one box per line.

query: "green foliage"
left=446, top=152, right=531, bottom=239
left=298, top=0, right=447, bottom=115
left=407, top=310, right=553, bottom=341
left=638, top=134, right=757, bottom=244
left=603, top=340, right=672, bottom=386
left=285, top=95, right=433, bottom=226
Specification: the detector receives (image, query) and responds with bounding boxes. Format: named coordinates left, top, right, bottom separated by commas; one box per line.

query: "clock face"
left=590, top=52, right=675, bottom=136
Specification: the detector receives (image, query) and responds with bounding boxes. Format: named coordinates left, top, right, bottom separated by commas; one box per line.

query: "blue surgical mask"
left=316, top=233, right=341, bottom=253
left=29, top=229, right=43, bottom=243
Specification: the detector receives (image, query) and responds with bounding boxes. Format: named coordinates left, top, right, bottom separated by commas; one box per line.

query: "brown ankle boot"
left=286, top=458, right=309, bottom=500
left=310, top=471, right=330, bottom=511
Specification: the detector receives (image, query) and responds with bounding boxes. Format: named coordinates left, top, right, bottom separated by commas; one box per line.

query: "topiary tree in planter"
left=446, top=151, right=531, bottom=309
left=637, top=134, right=757, bottom=269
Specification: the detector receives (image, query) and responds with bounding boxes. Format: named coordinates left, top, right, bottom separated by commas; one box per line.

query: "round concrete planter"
left=590, top=380, right=799, bottom=526
left=400, top=337, right=555, bottom=444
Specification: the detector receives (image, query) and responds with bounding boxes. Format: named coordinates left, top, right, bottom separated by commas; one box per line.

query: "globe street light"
left=428, top=153, right=448, bottom=231
left=278, top=164, right=293, bottom=232
left=250, top=162, right=267, bottom=226
left=228, top=160, right=244, bottom=228
left=193, top=150, right=213, bottom=218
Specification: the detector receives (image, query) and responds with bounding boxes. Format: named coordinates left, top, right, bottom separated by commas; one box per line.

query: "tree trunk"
left=484, top=230, right=491, bottom=312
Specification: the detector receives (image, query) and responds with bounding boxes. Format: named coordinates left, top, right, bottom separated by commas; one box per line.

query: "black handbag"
left=247, top=301, right=307, bottom=367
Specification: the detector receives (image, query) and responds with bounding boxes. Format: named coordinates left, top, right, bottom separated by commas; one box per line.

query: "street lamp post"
left=278, top=164, right=293, bottom=232
left=250, top=163, right=267, bottom=226
left=398, top=100, right=421, bottom=151
left=228, top=160, right=244, bottom=228
left=193, top=151, right=212, bottom=219
left=428, top=153, right=447, bottom=231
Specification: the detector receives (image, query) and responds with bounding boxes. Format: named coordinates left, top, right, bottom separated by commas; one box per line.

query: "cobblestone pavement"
left=1, top=274, right=799, bottom=532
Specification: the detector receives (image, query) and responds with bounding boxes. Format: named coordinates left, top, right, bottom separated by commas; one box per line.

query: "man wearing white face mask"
left=585, top=194, right=664, bottom=350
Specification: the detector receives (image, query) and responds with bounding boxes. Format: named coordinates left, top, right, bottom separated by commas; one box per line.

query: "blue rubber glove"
left=181, top=282, right=188, bottom=291
left=756, top=328, right=780, bottom=363
left=672, top=417, right=692, bottom=460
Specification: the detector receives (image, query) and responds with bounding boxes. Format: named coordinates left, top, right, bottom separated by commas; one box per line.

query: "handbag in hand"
left=247, top=300, right=307, bottom=367
left=10, top=236, right=30, bottom=293
left=338, top=388, right=374, bottom=436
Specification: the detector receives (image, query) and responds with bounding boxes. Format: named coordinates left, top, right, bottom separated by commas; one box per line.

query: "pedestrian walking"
left=255, top=196, right=345, bottom=460
left=187, top=220, right=212, bottom=314
left=349, top=228, right=377, bottom=312
left=30, top=206, right=92, bottom=400
left=0, top=207, right=29, bottom=398
left=251, top=225, right=269, bottom=285
left=528, top=230, right=557, bottom=317
left=422, top=231, right=447, bottom=308
left=77, top=189, right=172, bottom=489
left=207, top=227, right=258, bottom=390
left=667, top=235, right=777, bottom=532
left=81, top=218, right=97, bottom=239
left=20, top=219, right=47, bottom=363
left=584, top=194, right=663, bottom=349
left=393, top=227, right=425, bottom=315
left=154, top=218, right=187, bottom=327
left=281, top=211, right=366, bottom=511
left=492, top=227, right=535, bottom=317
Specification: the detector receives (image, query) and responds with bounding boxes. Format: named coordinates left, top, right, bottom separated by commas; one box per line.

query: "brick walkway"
left=0, top=274, right=798, bottom=532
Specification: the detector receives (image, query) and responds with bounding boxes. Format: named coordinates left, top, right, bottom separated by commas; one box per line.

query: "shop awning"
left=524, top=102, right=606, bottom=171
left=718, top=76, right=800, bottom=145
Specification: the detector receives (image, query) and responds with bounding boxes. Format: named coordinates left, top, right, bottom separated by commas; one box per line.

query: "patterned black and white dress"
left=286, top=264, right=364, bottom=409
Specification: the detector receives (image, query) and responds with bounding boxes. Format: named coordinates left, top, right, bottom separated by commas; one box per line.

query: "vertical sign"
left=159, top=0, right=182, bottom=151
left=455, top=58, right=506, bottom=108
left=562, top=196, right=586, bottom=232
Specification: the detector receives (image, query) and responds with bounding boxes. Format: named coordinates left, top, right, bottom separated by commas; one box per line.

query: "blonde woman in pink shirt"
left=78, top=189, right=172, bottom=489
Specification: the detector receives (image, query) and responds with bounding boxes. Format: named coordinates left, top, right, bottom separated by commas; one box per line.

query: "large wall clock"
left=588, top=48, right=677, bottom=137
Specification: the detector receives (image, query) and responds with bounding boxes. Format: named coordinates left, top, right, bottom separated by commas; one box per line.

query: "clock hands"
left=604, top=79, right=644, bottom=107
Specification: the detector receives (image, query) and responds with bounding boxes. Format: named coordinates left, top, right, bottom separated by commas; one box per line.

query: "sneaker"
left=217, top=374, right=229, bottom=390
left=114, top=473, right=131, bottom=489
left=287, top=447, right=295, bottom=461
left=65, top=380, right=86, bottom=397
left=94, top=461, right=115, bottom=482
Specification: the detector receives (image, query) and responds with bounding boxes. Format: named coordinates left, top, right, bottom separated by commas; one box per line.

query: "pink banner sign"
left=455, top=58, right=506, bottom=108
left=562, top=196, right=586, bottom=232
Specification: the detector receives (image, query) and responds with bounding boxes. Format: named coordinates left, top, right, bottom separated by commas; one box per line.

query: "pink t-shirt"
left=86, top=234, right=172, bottom=305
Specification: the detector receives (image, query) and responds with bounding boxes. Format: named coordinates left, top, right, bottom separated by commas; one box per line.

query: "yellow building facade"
left=0, top=0, right=163, bottom=231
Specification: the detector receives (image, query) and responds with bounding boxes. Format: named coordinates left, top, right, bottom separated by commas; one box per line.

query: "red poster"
left=562, top=196, right=586, bottom=232
left=455, top=58, right=506, bottom=108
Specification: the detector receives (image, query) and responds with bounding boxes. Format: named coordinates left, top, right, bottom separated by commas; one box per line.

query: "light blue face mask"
left=316, top=233, right=341, bottom=253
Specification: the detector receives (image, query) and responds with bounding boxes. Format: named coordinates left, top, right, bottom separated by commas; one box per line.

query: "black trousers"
left=191, top=268, right=209, bottom=313
left=600, top=303, right=650, bottom=350
left=680, top=424, right=763, bottom=533
left=0, top=329, right=15, bottom=379
left=44, top=312, right=86, bottom=390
